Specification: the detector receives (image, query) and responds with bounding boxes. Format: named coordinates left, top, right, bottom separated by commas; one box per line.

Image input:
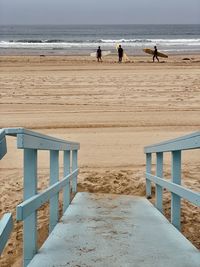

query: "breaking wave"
left=0, top=38, right=200, bottom=50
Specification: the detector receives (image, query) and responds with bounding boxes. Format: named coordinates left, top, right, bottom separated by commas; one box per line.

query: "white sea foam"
left=1, top=38, right=200, bottom=48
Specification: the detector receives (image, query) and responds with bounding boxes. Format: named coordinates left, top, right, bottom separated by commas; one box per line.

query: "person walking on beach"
left=153, top=46, right=159, bottom=62
left=118, top=45, right=124, bottom=63
left=97, top=46, right=102, bottom=62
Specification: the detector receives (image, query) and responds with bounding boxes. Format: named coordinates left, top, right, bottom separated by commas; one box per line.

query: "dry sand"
left=0, top=55, right=200, bottom=266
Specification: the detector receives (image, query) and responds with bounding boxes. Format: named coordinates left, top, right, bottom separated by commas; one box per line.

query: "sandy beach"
left=0, top=54, right=200, bottom=266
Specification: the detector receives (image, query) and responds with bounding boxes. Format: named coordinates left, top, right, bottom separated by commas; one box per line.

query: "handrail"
left=0, top=214, right=13, bottom=255
left=144, top=132, right=200, bottom=231
left=4, top=128, right=80, bottom=151
left=146, top=173, right=200, bottom=206
left=0, top=128, right=80, bottom=267
left=0, top=130, right=13, bottom=255
left=144, top=131, right=200, bottom=153
left=17, top=169, right=79, bottom=221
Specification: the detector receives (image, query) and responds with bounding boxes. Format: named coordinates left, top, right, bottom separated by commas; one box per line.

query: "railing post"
left=49, top=150, right=59, bottom=233
left=171, top=150, right=181, bottom=230
left=0, top=130, right=7, bottom=160
left=146, top=153, right=152, bottom=198
left=156, top=152, right=163, bottom=213
left=23, top=149, right=37, bottom=267
left=72, top=150, right=78, bottom=193
left=63, top=151, right=71, bottom=212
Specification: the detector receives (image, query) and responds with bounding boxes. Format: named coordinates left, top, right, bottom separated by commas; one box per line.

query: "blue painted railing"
left=0, top=129, right=7, bottom=160
left=0, top=128, right=80, bottom=267
left=0, top=213, right=13, bottom=255
left=0, top=129, right=13, bottom=255
left=144, top=132, right=200, bottom=231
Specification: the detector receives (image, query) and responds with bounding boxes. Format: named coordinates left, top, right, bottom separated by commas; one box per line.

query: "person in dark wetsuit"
left=96, top=46, right=102, bottom=62
left=153, top=46, right=159, bottom=62
left=118, top=45, right=123, bottom=63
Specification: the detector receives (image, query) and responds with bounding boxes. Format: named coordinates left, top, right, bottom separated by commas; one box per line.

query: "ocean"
left=0, top=24, right=200, bottom=55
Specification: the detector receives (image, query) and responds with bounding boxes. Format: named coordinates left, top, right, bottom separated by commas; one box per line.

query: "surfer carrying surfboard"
left=96, top=46, right=102, bottom=62
left=118, top=45, right=124, bottom=63
left=153, top=46, right=159, bottom=62
left=143, top=47, right=168, bottom=60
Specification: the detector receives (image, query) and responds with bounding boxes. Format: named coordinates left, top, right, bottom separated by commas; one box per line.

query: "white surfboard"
left=116, top=44, right=130, bottom=62
left=90, top=51, right=111, bottom=57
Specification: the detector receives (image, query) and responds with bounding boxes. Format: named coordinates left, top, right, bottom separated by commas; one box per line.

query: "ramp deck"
left=28, top=192, right=200, bottom=267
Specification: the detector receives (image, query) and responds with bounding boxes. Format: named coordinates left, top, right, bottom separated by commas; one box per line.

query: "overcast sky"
left=0, top=0, right=199, bottom=25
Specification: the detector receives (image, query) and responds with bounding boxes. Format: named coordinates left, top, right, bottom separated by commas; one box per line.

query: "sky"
left=0, top=0, right=200, bottom=25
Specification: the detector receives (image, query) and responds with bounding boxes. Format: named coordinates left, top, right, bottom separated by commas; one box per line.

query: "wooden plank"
left=146, top=173, right=200, bottom=207
left=17, top=169, right=79, bottom=221
left=23, top=149, right=38, bottom=267
left=17, top=133, right=79, bottom=151
left=72, top=150, right=78, bottom=193
left=144, top=132, right=200, bottom=153
left=146, top=153, right=152, bottom=198
left=156, top=152, right=163, bottom=213
left=0, top=130, right=5, bottom=140
left=0, top=130, right=7, bottom=160
left=0, top=213, right=13, bottom=255
left=4, top=128, right=80, bottom=151
left=63, top=151, right=71, bottom=213
left=171, top=151, right=181, bottom=230
left=49, top=151, right=59, bottom=233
